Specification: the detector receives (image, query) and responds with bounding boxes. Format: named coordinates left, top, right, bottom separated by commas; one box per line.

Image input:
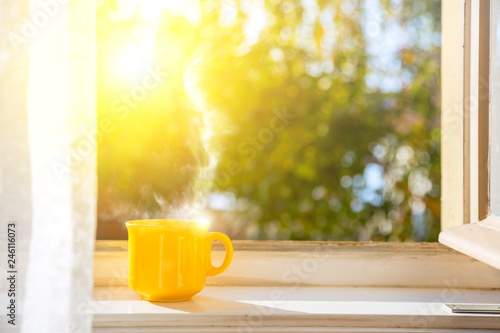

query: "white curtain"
left=0, top=1, right=32, bottom=332
left=1, top=0, right=97, bottom=332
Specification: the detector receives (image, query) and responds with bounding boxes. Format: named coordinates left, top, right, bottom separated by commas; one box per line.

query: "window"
left=439, top=0, right=500, bottom=270
left=3, top=1, right=499, bottom=331
left=96, top=0, right=441, bottom=242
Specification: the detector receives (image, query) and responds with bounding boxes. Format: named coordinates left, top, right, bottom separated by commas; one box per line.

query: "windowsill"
left=92, top=286, right=500, bottom=331
left=94, top=240, right=500, bottom=289
left=93, top=241, right=500, bottom=331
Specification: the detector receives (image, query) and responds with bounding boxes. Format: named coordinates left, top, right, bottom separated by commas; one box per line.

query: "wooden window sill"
left=94, top=240, right=500, bottom=289
left=93, top=241, right=500, bottom=331
left=92, top=286, right=500, bottom=331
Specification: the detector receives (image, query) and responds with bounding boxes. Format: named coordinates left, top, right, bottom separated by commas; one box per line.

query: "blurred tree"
left=96, top=0, right=440, bottom=241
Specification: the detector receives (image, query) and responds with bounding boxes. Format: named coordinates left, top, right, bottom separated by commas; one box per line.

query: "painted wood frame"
left=441, top=0, right=466, bottom=229
left=90, top=286, right=500, bottom=332
left=439, top=0, right=500, bottom=271
left=94, top=240, right=500, bottom=289
left=92, top=240, right=500, bottom=331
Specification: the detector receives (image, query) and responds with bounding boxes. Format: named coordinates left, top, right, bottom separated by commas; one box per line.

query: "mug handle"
left=206, top=232, right=233, bottom=276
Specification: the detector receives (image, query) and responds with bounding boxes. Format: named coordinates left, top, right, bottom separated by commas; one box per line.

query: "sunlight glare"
left=139, top=0, right=201, bottom=25
left=139, top=0, right=169, bottom=23
left=113, top=45, right=150, bottom=81
left=112, top=0, right=202, bottom=81
left=197, top=216, right=211, bottom=228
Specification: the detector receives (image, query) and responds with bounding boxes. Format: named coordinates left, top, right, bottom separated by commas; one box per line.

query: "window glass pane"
left=96, top=0, right=441, bottom=241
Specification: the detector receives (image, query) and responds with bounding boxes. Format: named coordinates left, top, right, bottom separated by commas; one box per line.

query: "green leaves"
left=97, top=0, right=441, bottom=242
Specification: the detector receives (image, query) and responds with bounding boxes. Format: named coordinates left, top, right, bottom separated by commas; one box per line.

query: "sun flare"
left=113, top=45, right=151, bottom=81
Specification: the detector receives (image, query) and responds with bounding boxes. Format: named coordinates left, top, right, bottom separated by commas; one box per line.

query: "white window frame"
left=439, top=0, right=500, bottom=270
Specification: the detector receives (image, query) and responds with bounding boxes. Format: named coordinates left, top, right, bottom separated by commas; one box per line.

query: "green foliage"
left=97, top=0, right=441, bottom=241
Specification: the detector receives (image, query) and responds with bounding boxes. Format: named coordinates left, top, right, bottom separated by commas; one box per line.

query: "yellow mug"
left=126, top=219, right=233, bottom=302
